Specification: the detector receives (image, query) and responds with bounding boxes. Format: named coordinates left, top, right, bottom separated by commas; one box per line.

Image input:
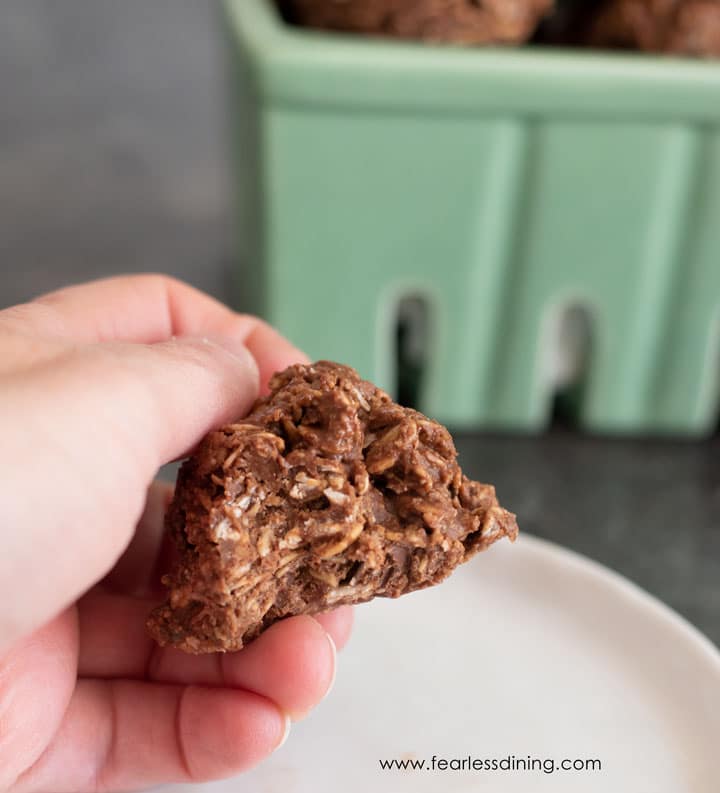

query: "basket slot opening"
left=544, top=303, right=595, bottom=428
left=395, top=294, right=431, bottom=410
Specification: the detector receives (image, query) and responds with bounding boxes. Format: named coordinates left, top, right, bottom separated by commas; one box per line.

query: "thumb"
left=0, top=334, right=260, bottom=653
left=117, top=334, right=261, bottom=469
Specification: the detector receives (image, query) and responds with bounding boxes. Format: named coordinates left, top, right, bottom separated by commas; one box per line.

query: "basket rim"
left=224, top=0, right=720, bottom=120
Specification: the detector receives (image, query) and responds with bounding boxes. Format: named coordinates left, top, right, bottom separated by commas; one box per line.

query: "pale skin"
left=0, top=274, right=353, bottom=792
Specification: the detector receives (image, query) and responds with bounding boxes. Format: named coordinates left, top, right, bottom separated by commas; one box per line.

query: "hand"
left=0, top=275, right=353, bottom=792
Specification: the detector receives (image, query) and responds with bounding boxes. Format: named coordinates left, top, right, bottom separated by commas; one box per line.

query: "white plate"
left=161, top=535, right=720, bottom=793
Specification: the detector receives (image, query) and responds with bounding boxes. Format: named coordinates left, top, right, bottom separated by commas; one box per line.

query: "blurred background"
left=0, top=0, right=718, bottom=646
left=0, top=0, right=232, bottom=306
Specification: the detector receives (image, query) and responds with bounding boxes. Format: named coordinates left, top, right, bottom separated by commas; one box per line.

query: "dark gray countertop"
left=1, top=1, right=718, bottom=647
left=455, top=430, right=720, bottom=645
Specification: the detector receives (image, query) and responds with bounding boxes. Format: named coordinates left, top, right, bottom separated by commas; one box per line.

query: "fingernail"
left=324, top=631, right=337, bottom=701
left=201, top=336, right=260, bottom=387
left=277, top=713, right=292, bottom=751
left=201, top=335, right=254, bottom=366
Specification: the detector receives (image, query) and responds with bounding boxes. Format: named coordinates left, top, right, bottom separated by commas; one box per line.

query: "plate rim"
left=514, top=532, right=720, bottom=670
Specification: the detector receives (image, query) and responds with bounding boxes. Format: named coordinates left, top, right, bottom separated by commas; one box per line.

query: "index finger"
left=0, top=274, right=308, bottom=389
left=2, top=274, right=243, bottom=343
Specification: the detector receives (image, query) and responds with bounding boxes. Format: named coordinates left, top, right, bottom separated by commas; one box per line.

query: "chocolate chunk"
left=147, top=361, right=517, bottom=654
left=278, top=0, right=554, bottom=46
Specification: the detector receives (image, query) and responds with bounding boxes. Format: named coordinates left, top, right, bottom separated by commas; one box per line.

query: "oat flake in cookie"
left=147, top=361, right=518, bottom=654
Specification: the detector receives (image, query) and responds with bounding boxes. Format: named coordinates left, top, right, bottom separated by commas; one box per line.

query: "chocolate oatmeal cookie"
left=147, top=361, right=517, bottom=654
left=277, top=0, right=554, bottom=45
left=584, top=0, right=720, bottom=56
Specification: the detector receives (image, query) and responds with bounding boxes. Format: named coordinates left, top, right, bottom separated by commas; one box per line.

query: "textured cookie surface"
left=278, top=0, right=554, bottom=45
left=585, top=0, right=720, bottom=56
left=147, top=361, right=517, bottom=653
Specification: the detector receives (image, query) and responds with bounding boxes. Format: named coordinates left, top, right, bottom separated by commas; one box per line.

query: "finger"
left=102, top=480, right=175, bottom=597
left=2, top=274, right=247, bottom=345
left=148, top=616, right=336, bottom=721
left=16, top=678, right=288, bottom=792
left=78, top=590, right=340, bottom=721
left=0, top=610, right=78, bottom=792
left=8, top=334, right=262, bottom=478
left=312, top=606, right=354, bottom=652
left=0, top=274, right=307, bottom=390
left=0, top=337, right=260, bottom=656
left=243, top=321, right=310, bottom=394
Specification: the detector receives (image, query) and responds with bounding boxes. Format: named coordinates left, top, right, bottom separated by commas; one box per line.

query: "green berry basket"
left=224, top=0, right=720, bottom=435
